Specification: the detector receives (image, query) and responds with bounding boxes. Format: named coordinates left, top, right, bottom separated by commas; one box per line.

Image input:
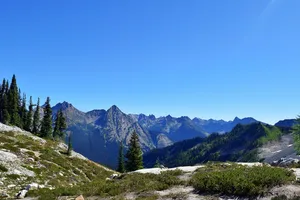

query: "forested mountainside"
left=144, top=123, right=283, bottom=167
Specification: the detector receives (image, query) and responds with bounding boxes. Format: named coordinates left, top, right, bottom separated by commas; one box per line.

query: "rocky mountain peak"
left=108, top=105, right=122, bottom=113
left=233, top=116, right=241, bottom=122
left=53, top=101, right=74, bottom=111
left=148, top=114, right=156, bottom=120
left=166, top=115, right=173, bottom=120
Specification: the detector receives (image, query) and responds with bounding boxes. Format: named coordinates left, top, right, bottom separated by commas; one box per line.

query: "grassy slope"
left=0, top=129, right=185, bottom=200
left=0, top=130, right=113, bottom=198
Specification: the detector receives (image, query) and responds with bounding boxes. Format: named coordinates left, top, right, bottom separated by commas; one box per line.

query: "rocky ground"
left=0, top=123, right=113, bottom=199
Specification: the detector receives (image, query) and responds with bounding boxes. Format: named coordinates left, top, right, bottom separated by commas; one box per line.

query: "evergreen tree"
left=2, top=81, right=10, bottom=124
left=117, top=141, right=125, bottom=173
left=53, top=109, right=67, bottom=139
left=18, top=88, right=22, bottom=117
left=154, top=158, right=161, bottom=168
left=67, top=133, right=72, bottom=156
left=293, top=116, right=300, bottom=153
left=40, top=97, right=53, bottom=138
left=8, top=75, right=21, bottom=126
left=0, top=79, right=5, bottom=122
left=20, top=93, right=27, bottom=128
left=125, top=131, right=143, bottom=171
left=24, top=96, right=33, bottom=132
left=32, top=98, right=40, bottom=135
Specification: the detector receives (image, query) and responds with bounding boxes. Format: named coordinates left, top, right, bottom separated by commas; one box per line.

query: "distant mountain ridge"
left=51, top=101, right=262, bottom=168
left=192, top=116, right=258, bottom=134
left=275, top=119, right=297, bottom=128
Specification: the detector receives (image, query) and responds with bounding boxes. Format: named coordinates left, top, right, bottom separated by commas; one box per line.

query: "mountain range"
left=50, top=101, right=263, bottom=168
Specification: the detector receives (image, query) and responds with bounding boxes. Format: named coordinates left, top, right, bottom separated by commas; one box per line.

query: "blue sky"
left=0, top=0, right=299, bottom=124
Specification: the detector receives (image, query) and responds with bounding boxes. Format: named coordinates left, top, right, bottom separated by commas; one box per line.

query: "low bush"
left=6, top=174, right=21, bottom=179
left=0, top=164, right=8, bottom=172
left=190, top=164, right=295, bottom=197
left=28, top=170, right=184, bottom=199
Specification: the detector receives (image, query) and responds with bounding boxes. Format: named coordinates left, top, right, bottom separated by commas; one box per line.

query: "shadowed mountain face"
left=52, top=102, right=260, bottom=168
left=52, top=102, right=154, bottom=168
left=143, top=123, right=283, bottom=168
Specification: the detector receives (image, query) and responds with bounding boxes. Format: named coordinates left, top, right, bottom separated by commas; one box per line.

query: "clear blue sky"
left=1, top=0, right=299, bottom=124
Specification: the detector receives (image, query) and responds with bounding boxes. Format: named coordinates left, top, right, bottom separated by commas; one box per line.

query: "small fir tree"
left=67, top=132, right=73, bottom=156
left=125, top=131, right=144, bottom=171
left=154, top=158, right=161, bottom=168
left=24, top=96, right=33, bottom=132
left=0, top=79, right=5, bottom=122
left=53, top=109, right=67, bottom=139
left=20, top=93, right=27, bottom=128
left=32, top=98, right=40, bottom=135
left=117, top=141, right=125, bottom=173
left=2, top=80, right=10, bottom=124
left=293, top=116, right=300, bottom=154
left=8, top=75, right=21, bottom=126
left=40, top=97, right=53, bottom=138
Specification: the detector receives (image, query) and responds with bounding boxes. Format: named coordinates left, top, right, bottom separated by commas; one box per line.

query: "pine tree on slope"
left=25, top=96, right=33, bottom=132
left=117, top=141, right=125, bottom=173
left=20, top=93, right=27, bottom=128
left=40, top=97, right=53, bottom=138
left=32, top=98, right=40, bottom=135
left=67, top=133, right=72, bottom=156
left=125, top=131, right=144, bottom=172
left=2, top=80, right=10, bottom=124
left=0, top=79, right=5, bottom=122
left=53, top=109, right=67, bottom=139
left=8, top=75, right=21, bottom=126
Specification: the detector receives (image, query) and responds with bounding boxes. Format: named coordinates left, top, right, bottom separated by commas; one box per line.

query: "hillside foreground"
left=1, top=123, right=300, bottom=199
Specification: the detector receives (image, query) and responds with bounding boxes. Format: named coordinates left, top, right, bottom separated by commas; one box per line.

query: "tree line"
left=0, top=75, right=67, bottom=140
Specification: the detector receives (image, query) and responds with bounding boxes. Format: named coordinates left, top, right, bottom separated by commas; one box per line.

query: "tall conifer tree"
left=2, top=80, right=10, bottom=124
left=40, top=97, right=53, bottom=138
left=0, top=79, right=5, bottom=122
left=8, top=75, right=20, bottom=126
left=25, top=96, right=33, bottom=132
left=32, top=98, right=40, bottom=135
left=67, top=132, right=72, bottom=156
left=20, top=93, right=27, bottom=128
left=117, top=141, right=125, bottom=173
left=53, top=109, right=67, bottom=139
left=125, top=131, right=144, bottom=171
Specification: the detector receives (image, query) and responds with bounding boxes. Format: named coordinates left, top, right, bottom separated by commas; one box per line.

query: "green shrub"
left=6, top=174, right=21, bottom=179
left=28, top=170, right=184, bottom=199
left=190, top=164, right=295, bottom=197
left=4, top=144, right=20, bottom=153
left=25, top=151, right=35, bottom=157
left=0, top=164, right=8, bottom=172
